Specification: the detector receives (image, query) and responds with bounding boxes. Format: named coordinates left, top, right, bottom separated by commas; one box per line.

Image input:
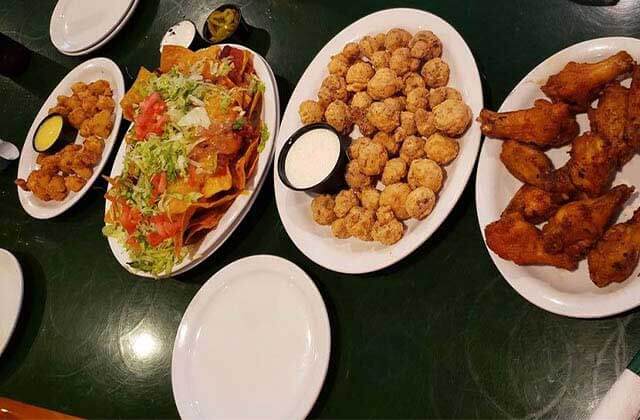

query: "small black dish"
left=199, top=4, right=250, bottom=45
left=32, top=114, right=77, bottom=154
left=277, top=123, right=350, bottom=194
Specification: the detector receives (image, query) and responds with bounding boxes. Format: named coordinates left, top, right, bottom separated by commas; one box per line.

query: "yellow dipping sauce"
left=206, top=7, right=240, bottom=42
left=34, top=114, right=63, bottom=152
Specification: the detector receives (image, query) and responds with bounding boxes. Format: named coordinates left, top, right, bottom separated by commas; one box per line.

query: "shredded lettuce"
left=258, top=123, right=270, bottom=152
left=127, top=239, right=185, bottom=276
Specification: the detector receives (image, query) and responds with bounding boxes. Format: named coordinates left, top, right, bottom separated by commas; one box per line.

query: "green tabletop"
left=1, top=0, right=639, bottom=418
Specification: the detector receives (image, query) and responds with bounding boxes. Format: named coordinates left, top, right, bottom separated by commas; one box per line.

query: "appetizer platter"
left=104, top=44, right=278, bottom=278
left=477, top=37, right=640, bottom=318
left=274, top=8, right=483, bottom=274
left=16, top=57, right=124, bottom=219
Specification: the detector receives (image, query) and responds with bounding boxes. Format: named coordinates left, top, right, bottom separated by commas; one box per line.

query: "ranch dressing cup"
left=278, top=123, right=349, bottom=194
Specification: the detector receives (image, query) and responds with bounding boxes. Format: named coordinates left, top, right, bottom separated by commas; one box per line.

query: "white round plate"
left=172, top=255, right=331, bottom=420
left=50, top=0, right=134, bottom=53
left=274, top=8, right=483, bottom=274
left=0, top=249, right=23, bottom=357
left=106, top=46, right=279, bottom=278
left=54, top=0, right=140, bottom=57
left=17, top=57, right=125, bottom=219
left=476, top=37, right=640, bottom=318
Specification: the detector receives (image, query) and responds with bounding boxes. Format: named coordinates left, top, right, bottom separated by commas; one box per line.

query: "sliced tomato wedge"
left=119, top=203, right=142, bottom=235
left=146, top=213, right=182, bottom=247
left=150, top=172, right=167, bottom=202
left=134, top=92, right=168, bottom=141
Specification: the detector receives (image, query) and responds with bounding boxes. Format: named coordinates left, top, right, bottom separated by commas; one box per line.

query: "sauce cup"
left=277, top=123, right=350, bottom=194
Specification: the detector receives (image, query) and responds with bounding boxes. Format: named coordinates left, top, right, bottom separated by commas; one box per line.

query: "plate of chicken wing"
left=476, top=37, right=640, bottom=318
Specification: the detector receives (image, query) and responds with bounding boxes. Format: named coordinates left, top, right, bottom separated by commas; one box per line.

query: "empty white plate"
left=50, top=0, right=135, bottom=53
left=172, top=255, right=331, bottom=420
left=0, top=249, right=23, bottom=357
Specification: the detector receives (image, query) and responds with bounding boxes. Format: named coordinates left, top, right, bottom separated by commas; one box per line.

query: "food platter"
left=274, top=8, right=483, bottom=274
left=172, top=255, right=330, bottom=420
left=0, top=249, right=23, bottom=357
left=16, top=58, right=124, bottom=219
left=105, top=45, right=279, bottom=278
left=476, top=37, right=640, bottom=318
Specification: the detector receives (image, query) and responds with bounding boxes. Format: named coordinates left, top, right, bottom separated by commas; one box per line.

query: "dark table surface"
left=1, top=0, right=640, bottom=418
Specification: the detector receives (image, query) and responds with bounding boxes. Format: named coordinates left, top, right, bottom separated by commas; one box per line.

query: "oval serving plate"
left=105, top=46, right=279, bottom=278
left=476, top=37, right=640, bottom=318
left=274, top=8, right=483, bottom=274
left=17, top=57, right=125, bottom=219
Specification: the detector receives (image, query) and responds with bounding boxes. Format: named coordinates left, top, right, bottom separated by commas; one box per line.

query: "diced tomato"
left=150, top=172, right=167, bottom=202
left=126, top=236, right=141, bottom=252
left=119, top=203, right=142, bottom=235
left=134, top=92, right=168, bottom=141
left=145, top=213, right=182, bottom=247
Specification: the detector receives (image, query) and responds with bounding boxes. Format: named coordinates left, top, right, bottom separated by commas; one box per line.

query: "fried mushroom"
left=359, top=187, right=381, bottom=210
left=335, top=189, right=360, bottom=217
left=346, top=61, right=375, bottom=92
left=410, top=31, right=442, bottom=60
left=399, top=135, right=426, bottom=163
left=342, top=42, right=361, bottom=62
left=328, top=53, right=350, bottom=77
left=415, top=109, right=437, bottom=137
left=381, top=157, right=407, bottom=185
left=384, top=28, right=412, bottom=51
left=311, top=195, right=337, bottom=225
left=331, top=218, right=351, bottom=239
left=379, top=182, right=411, bottom=220
left=424, top=133, right=459, bottom=165
left=389, top=47, right=412, bottom=76
left=371, top=50, right=390, bottom=69
left=299, top=100, right=325, bottom=124
left=428, top=87, right=462, bottom=109
left=324, top=100, right=352, bottom=133
left=350, top=91, right=373, bottom=109
left=376, top=205, right=397, bottom=225
left=345, top=206, right=375, bottom=241
left=400, top=111, right=417, bottom=136
left=371, top=218, right=405, bottom=245
left=359, top=35, right=382, bottom=60
left=367, top=68, right=402, bottom=100
left=402, top=72, right=426, bottom=95
left=405, top=187, right=436, bottom=220
left=345, top=160, right=373, bottom=189
left=366, top=101, right=400, bottom=133
left=407, top=158, right=443, bottom=192
left=432, top=99, right=472, bottom=137
left=421, top=58, right=450, bottom=88
left=357, top=141, right=388, bottom=176
left=318, top=75, right=348, bottom=106
left=373, top=131, right=399, bottom=155
left=406, top=87, right=429, bottom=112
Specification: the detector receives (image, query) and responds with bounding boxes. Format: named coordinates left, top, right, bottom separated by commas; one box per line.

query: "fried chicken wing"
left=567, top=132, right=616, bottom=197
left=588, top=83, right=634, bottom=166
left=485, top=212, right=578, bottom=270
left=502, top=185, right=562, bottom=224
left=542, top=166, right=580, bottom=200
left=625, top=65, right=640, bottom=151
left=478, top=99, right=579, bottom=147
left=542, top=51, right=635, bottom=111
left=541, top=184, right=634, bottom=259
left=500, top=139, right=553, bottom=187
left=588, top=207, right=640, bottom=287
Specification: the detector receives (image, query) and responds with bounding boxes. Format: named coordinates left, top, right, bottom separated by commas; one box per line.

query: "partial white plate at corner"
left=17, top=57, right=124, bottom=219
left=476, top=37, right=640, bottom=318
left=106, top=45, right=280, bottom=278
left=172, top=255, right=331, bottom=420
left=50, top=0, right=134, bottom=53
left=274, top=8, right=483, bottom=274
left=0, top=249, right=23, bottom=357
left=51, top=0, right=140, bottom=57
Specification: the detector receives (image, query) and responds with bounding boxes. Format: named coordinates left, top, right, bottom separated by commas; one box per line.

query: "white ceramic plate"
left=0, top=249, right=23, bottom=357
left=50, top=0, right=134, bottom=53
left=17, top=57, right=124, bottom=219
left=54, top=0, right=140, bottom=57
left=106, top=46, right=279, bottom=278
left=172, top=255, right=331, bottom=420
left=274, top=8, right=483, bottom=274
left=476, top=37, right=640, bottom=318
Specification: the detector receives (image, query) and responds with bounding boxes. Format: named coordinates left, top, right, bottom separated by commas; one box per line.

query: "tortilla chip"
left=184, top=203, right=233, bottom=244
left=233, top=138, right=259, bottom=190
left=120, top=67, right=153, bottom=121
left=160, top=45, right=196, bottom=74
left=202, top=165, right=233, bottom=198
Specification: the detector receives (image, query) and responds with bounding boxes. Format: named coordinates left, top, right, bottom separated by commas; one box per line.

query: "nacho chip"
left=160, top=45, right=196, bottom=74
left=202, top=165, right=233, bottom=198
left=120, top=67, right=153, bottom=121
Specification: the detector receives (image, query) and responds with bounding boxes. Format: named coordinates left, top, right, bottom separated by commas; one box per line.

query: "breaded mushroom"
left=345, top=206, right=375, bottom=241
left=383, top=97, right=406, bottom=113
left=342, top=42, right=361, bottom=62
left=299, top=100, right=325, bottom=124
left=367, top=68, right=402, bottom=100
left=350, top=91, right=373, bottom=109
left=359, top=35, right=382, bottom=60
left=371, top=50, right=390, bottom=69
left=414, top=109, right=437, bottom=137
left=400, top=111, right=417, bottom=136
left=389, top=47, right=412, bottom=76
left=409, top=31, right=442, bottom=60
left=432, top=99, right=472, bottom=137
left=373, top=131, right=399, bottom=155
left=348, top=136, right=369, bottom=160
left=311, top=195, right=337, bottom=225
left=331, top=218, right=351, bottom=239
left=359, top=187, right=381, bottom=210
left=318, top=74, right=348, bottom=106
left=345, top=160, right=373, bottom=189
left=407, top=158, right=443, bottom=192
left=366, top=101, right=400, bottom=133
left=428, top=87, right=462, bottom=109
left=324, top=100, right=352, bottom=133
left=371, top=218, right=404, bottom=245
left=405, top=187, right=436, bottom=220
left=376, top=205, right=397, bottom=225
left=352, top=107, right=377, bottom=137
left=425, top=133, right=459, bottom=165
left=328, top=54, right=350, bottom=77
left=384, top=28, right=412, bottom=51
left=64, top=175, right=86, bottom=192
left=346, top=61, right=375, bottom=92
left=399, top=135, right=426, bottom=163
left=402, top=72, right=426, bottom=95
left=406, top=87, right=429, bottom=112
left=335, top=189, right=360, bottom=217
left=379, top=182, right=412, bottom=220
left=357, top=141, right=388, bottom=176
left=421, top=58, right=450, bottom=88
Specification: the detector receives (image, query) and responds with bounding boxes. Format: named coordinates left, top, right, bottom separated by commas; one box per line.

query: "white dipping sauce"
left=285, top=128, right=341, bottom=189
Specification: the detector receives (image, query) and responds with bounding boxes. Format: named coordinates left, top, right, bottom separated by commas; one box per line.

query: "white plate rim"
left=52, top=0, right=140, bottom=57
left=171, top=254, right=331, bottom=420
left=105, top=45, right=279, bottom=278
left=476, top=36, right=640, bottom=318
left=273, top=7, right=484, bottom=274
left=0, top=249, right=24, bottom=357
left=49, top=0, right=135, bottom=53
left=16, top=57, right=125, bottom=220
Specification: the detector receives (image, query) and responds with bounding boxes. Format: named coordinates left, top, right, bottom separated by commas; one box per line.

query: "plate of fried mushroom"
left=476, top=37, right=640, bottom=318
left=16, top=57, right=124, bottom=219
left=274, top=8, right=483, bottom=274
